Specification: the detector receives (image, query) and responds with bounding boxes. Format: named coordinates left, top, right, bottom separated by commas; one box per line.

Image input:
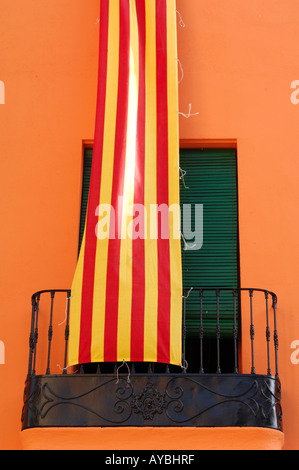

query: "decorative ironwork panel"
left=21, top=373, right=282, bottom=431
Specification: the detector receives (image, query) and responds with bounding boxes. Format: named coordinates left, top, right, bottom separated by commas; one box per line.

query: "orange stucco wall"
left=0, top=0, right=298, bottom=449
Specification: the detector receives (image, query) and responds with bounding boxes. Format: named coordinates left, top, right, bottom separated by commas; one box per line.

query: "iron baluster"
left=199, top=289, right=204, bottom=373
left=273, top=294, right=279, bottom=378
left=63, top=291, right=71, bottom=374
left=233, top=289, right=239, bottom=373
left=216, top=289, right=221, bottom=374
left=182, top=289, right=187, bottom=373
left=249, top=289, right=255, bottom=374
left=27, top=295, right=37, bottom=378
left=265, top=291, right=271, bottom=376
left=32, top=293, right=40, bottom=376
left=46, top=291, right=55, bottom=375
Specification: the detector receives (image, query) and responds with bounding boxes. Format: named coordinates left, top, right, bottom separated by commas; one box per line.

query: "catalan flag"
left=68, top=0, right=182, bottom=367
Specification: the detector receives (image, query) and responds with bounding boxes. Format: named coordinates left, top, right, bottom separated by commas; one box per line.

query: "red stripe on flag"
left=104, top=0, right=131, bottom=362
left=79, top=0, right=109, bottom=364
left=156, top=0, right=171, bottom=364
left=130, top=0, right=146, bottom=362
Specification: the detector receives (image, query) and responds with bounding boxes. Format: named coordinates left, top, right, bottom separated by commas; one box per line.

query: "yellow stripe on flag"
left=167, top=0, right=182, bottom=366
left=68, top=230, right=85, bottom=366
left=143, top=0, right=158, bottom=362
left=91, top=0, right=120, bottom=363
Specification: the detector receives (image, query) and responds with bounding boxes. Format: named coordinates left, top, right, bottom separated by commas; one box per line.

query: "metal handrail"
left=27, top=287, right=279, bottom=379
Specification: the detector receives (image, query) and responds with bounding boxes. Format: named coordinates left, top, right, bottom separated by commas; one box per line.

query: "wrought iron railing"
left=26, top=287, right=279, bottom=379
left=182, top=287, right=279, bottom=377
left=22, top=287, right=282, bottom=431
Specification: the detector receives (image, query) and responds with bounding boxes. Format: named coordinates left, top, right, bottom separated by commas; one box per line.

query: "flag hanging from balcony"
left=68, top=0, right=182, bottom=367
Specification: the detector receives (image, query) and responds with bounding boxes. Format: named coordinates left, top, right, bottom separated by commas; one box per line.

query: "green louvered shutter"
left=180, top=148, right=239, bottom=338
left=78, top=148, right=92, bottom=252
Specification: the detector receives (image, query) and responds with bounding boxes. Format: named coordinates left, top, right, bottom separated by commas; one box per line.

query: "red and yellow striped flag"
left=68, top=0, right=182, bottom=367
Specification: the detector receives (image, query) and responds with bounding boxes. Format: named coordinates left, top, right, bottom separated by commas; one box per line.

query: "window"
left=180, top=148, right=239, bottom=372
left=79, top=147, right=239, bottom=372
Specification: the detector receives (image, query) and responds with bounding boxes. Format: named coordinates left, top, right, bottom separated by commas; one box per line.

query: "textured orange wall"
left=0, top=0, right=298, bottom=449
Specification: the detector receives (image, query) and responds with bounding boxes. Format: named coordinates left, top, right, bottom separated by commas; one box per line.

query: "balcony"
left=21, top=287, right=283, bottom=449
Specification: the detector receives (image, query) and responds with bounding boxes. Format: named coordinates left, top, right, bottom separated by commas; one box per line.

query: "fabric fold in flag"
left=68, top=0, right=182, bottom=367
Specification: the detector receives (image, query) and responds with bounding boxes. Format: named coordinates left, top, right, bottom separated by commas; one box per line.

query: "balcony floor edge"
left=20, top=427, right=284, bottom=450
